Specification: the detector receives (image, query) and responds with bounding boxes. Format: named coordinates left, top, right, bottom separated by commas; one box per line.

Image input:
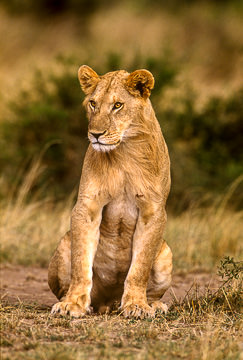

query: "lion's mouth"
left=93, top=140, right=120, bottom=146
left=91, top=140, right=121, bottom=152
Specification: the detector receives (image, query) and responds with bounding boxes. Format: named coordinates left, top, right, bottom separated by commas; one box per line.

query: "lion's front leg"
left=121, top=201, right=167, bottom=319
left=51, top=198, right=103, bottom=318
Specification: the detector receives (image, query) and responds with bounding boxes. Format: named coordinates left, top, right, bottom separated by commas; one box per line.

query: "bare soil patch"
left=0, top=264, right=221, bottom=309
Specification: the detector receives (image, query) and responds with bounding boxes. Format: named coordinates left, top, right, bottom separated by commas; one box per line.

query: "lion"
left=48, top=65, right=173, bottom=318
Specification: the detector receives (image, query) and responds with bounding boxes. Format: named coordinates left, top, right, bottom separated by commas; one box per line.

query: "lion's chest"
left=93, top=193, right=138, bottom=285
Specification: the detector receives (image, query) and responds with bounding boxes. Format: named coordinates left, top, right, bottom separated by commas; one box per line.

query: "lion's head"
left=78, top=65, right=154, bottom=152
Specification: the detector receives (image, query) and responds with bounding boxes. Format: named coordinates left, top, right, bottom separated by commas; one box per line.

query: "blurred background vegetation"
left=0, top=0, right=243, bottom=212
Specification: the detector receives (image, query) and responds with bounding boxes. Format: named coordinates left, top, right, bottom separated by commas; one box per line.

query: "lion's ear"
left=78, top=65, right=100, bottom=95
left=126, top=69, right=154, bottom=99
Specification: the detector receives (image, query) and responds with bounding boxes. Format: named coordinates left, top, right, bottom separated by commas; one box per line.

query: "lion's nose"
left=90, top=130, right=106, bottom=140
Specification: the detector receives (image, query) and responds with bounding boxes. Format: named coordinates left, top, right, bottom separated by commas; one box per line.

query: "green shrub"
left=163, top=88, right=243, bottom=209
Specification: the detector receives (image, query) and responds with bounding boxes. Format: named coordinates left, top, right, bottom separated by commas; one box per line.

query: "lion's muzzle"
left=88, top=131, right=122, bottom=152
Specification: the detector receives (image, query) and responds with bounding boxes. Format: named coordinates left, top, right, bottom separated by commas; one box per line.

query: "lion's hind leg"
left=147, top=241, right=172, bottom=314
left=48, top=231, right=71, bottom=300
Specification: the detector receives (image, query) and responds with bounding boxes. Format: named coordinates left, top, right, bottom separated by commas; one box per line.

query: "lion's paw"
left=51, top=301, right=92, bottom=318
left=121, top=303, right=155, bottom=319
left=150, top=301, right=168, bottom=314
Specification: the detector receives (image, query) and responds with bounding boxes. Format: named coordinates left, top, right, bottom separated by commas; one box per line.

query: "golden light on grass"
left=0, top=155, right=73, bottom=266
left=166, top=180, right=243, bottom=270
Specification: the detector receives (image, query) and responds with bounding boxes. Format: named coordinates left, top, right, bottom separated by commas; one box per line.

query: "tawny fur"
left=48, top=65, right=173, bottom=318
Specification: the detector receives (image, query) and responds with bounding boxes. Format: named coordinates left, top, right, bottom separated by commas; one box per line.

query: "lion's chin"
left=91, top=142, right=119, bottom=152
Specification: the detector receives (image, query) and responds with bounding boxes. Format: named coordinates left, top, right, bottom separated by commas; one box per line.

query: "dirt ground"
left=0, top=264, right=222, bottom=309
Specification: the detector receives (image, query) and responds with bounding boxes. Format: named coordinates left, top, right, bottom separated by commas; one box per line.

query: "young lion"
left=48, top=65, right=173, bottom=318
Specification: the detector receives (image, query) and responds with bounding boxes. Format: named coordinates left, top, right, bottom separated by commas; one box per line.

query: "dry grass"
left=166, top=177, right=243, bottom=270
left=1, top=277, right=242, bottom=360
left=0, top=155, right=72, bottom=266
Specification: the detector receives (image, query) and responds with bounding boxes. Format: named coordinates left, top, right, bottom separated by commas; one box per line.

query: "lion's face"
left=86, top=72, right=135, bottom=153
left=78, top=66, right=154, bottom=152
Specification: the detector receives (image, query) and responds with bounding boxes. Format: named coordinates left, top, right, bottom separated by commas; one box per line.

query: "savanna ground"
left=0, top=1, right=243, bottom=359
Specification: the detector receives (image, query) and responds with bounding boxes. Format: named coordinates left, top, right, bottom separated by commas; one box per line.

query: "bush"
left=0, top=58, right=87, bottom=196
left=163, top=88, right=243, bottom=209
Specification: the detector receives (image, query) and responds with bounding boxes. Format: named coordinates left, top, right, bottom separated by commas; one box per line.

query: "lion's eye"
left=89, top=100, right=96, bottom=109
left=113, top=102, right=123, bottom=110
